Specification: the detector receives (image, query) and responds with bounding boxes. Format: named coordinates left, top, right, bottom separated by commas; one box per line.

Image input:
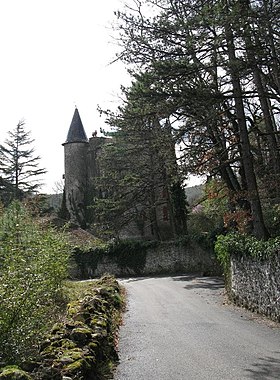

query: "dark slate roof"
left=64, top=108, right=88, bottom=144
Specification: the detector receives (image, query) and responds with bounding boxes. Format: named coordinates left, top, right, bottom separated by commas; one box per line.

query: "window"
left=163, top=206, right=169, bottom=221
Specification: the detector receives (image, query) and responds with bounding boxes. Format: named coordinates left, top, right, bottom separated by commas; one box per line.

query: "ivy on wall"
left=73, top=240, right=159, bottom=279
left=215, top=232, right=280, bottom=291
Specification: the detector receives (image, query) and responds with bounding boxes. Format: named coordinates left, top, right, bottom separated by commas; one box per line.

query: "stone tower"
left=62, top=108, right=89, bottom=227
left=63, top=108, right=185, bottom=240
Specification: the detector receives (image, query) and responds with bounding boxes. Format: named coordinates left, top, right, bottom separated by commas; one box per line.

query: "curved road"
left=114, top=275, right=280, bottom=380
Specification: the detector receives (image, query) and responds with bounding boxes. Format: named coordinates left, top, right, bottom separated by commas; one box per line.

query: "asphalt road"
left=114, top=275, right=280, bottom=380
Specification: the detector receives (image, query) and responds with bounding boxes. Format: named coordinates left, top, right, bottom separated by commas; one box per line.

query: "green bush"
left=215, top=233, right=280, bottom=290
left=215, top=232, right=280, bottom=263
left=187, top=212, right=220, bottom=250
left=262, top=202, right=280, bottom=237
left=0, top=202, right=69, bottom=364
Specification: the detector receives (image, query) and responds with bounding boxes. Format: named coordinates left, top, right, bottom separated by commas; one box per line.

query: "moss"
left=67, top=300, right=82, bottom=317
left=70, top=326, right=93, bottom=345
left=88, top=341, right=99, bottom=351
left=41, top=338, right=77, bottom=356
left=90, top=315, right=108, bottom=328
left=60, top=349, right=94, bottom=377
left=0, top=367, right=32, bottom=380
left=63, top=359, right=91, bottom=378
left=58, top=348, right=84, bottom=362
left=50, top=322, right=65, bottom=335
left=63, top=358, right=86, bottom=372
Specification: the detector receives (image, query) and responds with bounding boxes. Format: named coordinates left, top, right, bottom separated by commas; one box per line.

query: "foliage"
left=96, top=78, right=188, bottom=240
left=0, top=120, right=46, bottom=201
left=23, top=193, right=53, bottom=216
left=187, top=180, right=229, bottom=249
left=57, top=188, right=70, bottom=220
left=0, top=276, right=125, bottom=380
left=170, top=181, right=188, bottom=235
left=0, top=178, right=24, bottom=207
left=202, top=180, right=229, bottom=224
left=73, top=239, right=159, bottom=278
left=107, top=239, right=157, bottom=272
left=187, top=212, right=218, bottom=251
left=0, top=202, right=69, bottom=364
left=215, top=232, right=280, bottom=266
left=111, top=0, right=280, bottom=239
left=215, top=232, right=280, bottom=290
left=214, top=233, right=233, bottom=290
left=201, top=179, right=256, bottom=234
left=262, top=202, right=280, bottom=237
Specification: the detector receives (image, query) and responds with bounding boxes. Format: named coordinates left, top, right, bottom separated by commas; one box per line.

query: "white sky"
left=0, top=0, right=132, bottom=193
left=0, top=0, right=203, bottom=194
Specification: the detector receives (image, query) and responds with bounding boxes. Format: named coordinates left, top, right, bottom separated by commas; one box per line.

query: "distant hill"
left=46, top=187, right=204, bottom=212
left=185, top=184, right=204, bottom=206
left=46, top=193, right=63, bottom=210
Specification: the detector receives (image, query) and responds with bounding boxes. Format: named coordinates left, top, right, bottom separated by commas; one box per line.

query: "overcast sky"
left=0, top=0, right=132, bottom=193
left=0, top=0, right=202, bottom=194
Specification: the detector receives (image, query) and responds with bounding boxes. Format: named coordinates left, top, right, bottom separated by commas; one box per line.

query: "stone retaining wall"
left=230, top=253, right=280, bottom=322
left=70, top=241, right=221, bottom=279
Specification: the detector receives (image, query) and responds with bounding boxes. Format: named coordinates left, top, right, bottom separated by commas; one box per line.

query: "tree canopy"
left=107, top=0, right=280, bottom=239
left=95, top=80, right=188, bottom=240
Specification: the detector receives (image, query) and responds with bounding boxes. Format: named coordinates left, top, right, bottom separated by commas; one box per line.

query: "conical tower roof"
left=64, top=108, right=88, bottom=144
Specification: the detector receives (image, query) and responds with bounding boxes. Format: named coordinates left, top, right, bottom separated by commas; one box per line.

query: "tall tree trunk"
left=224, top=7, right=269, bottom=239
left=240, top=0, right=280, bottom=196
left=262, top=0, right=280, bottom=95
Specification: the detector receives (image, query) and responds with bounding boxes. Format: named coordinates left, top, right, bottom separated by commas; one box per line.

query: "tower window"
left=163, top=206, right=169, bottom=221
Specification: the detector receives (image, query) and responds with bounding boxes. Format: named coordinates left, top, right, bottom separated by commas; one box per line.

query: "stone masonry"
left=230, top=253, right=280, bottom=322
left=70, top=241, right=222, bottom=279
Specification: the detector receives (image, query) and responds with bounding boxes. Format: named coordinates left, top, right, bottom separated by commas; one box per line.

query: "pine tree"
left=97, top=78, right=188, bottom=240
left=0, top=120, right=46, bottom=200
left=112, top=0, right=280, bottom=238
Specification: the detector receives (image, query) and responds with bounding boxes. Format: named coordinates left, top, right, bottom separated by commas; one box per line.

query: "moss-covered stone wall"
left=70, top=240, right=221, bottom=279
left=0, top=276, right=124, bottom=380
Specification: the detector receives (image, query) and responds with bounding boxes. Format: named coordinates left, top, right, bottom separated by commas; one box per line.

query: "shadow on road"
left=172, top=275, right=224, bottom=290
left=120, top=275, right=225, bottom=290
left=245, top=352, right=280, bottom=379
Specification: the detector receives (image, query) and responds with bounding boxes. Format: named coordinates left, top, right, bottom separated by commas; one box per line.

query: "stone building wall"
left=64, top=142, right=89, bottom=226
left=230, top=253, right=280, bottom=322
left=70, top=241, right=221, bottom=279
